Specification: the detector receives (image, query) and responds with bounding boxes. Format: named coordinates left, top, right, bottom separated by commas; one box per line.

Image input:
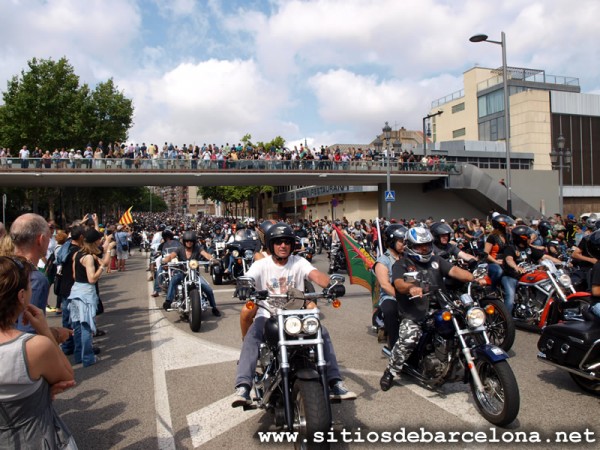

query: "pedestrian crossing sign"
left=385, top=190, right=395, bottom=202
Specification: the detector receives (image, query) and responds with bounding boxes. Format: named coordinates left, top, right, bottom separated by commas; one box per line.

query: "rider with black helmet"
left=232, top=222, right=357, bottom=407
left=373, top=224, right=408, bottom=348
left=431, top=221, right=478, bottom=266
left=502, top=225, right=561, bottom=313
left=586, top=231, right=600, bottom=317
left=483, top=214, right=515, bottom=288
left=160, top=230, right=221, bottom=316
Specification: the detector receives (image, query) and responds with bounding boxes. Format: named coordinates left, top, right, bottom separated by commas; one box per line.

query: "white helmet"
left=406, top=226, right=434, bottom=263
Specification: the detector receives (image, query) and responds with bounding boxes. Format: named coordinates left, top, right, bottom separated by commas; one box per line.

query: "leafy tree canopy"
left=0, top=57, right=133, bottom=151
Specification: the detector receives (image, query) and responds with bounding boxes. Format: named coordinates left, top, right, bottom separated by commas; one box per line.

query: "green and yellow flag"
left=332, top=225, right=380, bottom=307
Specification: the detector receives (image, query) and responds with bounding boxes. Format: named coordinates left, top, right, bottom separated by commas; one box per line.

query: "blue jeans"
left=73, top=321, right=95, bottom=366
left=60, top=296, right=74, bottom=354
left=488, top=263, right=504, bottom=289
left=167, top=271, right=217, bottom=308
left=501, top=276, right=518, bottom=314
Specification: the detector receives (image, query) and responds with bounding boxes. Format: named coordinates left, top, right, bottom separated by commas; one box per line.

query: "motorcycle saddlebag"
left=538, top=321, right=600, bottom=367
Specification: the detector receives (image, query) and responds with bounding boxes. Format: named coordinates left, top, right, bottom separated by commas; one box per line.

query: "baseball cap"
left=567, top=214, right=575, bottom=220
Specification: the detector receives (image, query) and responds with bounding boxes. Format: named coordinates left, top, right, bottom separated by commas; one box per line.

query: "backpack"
left=45, top=251, right=57, bottom=285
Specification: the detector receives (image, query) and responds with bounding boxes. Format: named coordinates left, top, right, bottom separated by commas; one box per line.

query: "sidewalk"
left=47, top=252, right=160, bottom=450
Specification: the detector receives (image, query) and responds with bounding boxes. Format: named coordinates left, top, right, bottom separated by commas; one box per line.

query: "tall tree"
left=0, top=57, right=133, bottom=150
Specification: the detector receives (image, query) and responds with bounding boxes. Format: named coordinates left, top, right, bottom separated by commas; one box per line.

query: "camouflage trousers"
left=387, top=318, right=422, bottom=376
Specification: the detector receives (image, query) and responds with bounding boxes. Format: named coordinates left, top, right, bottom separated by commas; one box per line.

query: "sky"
left=1, top=0, right=599, bottom=150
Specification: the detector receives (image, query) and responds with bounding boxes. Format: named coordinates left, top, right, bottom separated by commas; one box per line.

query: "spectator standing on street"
left=0, top=255, right=77, bottom=449
left=114, top=224, right=131, bottom=271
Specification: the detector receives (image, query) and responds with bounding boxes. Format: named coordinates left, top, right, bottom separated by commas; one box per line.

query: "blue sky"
left=1, top=0, right=599, bottom=150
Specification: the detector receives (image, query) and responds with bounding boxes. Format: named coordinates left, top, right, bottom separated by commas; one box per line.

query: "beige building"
left=429, top=66, right=600, bottom=215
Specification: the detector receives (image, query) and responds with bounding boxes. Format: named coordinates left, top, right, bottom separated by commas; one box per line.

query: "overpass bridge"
left=0, top=158, right=548, bottom=218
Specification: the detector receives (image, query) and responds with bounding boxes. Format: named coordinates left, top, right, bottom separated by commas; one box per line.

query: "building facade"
left=430, top=66, right=600, bottom=216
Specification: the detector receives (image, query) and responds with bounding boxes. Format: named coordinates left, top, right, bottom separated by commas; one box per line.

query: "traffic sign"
left=385, top=190, right=395, bottom=202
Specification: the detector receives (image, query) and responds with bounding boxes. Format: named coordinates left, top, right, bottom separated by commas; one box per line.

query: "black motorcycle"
left=537, top=297, right=600, bottom=395
left=383, top=271, right=520, bottom=427
left=327, top=242, right=346, bottom=274
left=237, top=275, right=346, bottom=448
left=211, top=229, right=260, bottom=285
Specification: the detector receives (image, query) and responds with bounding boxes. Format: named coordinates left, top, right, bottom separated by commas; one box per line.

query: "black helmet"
left=511, top=225, right=533, bottom=247
left=354, top=221, right=361, bottom=229
left=266, top=222, right=295, bottom=254
left=430, top=222, right=454, bottom=244
left=492, top=214, right=515, bottom=232
left=586, top=230, right=600, bottom=259
left=537, top=220, right=552, bottom=239
left=162, top=229, right=174, bottom=240
left=158, top=223, right=166, bottom=231
left=258, top=219, right=277, bottom=247
left=384, top=224, right=408, bottom=249
left=182, top=230, right=197, bottom=243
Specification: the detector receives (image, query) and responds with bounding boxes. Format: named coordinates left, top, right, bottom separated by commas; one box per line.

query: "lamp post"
left=470, top=31, right=512, bottom=216
left=422, top=110, right=443, bottom=156
left=550, top=133, right=571, bottom=216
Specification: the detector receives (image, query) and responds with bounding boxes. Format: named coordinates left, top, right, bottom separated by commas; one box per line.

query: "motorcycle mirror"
left=403, top=271, right=421, bottom=283
left=329, top=274, right=345, bottom=284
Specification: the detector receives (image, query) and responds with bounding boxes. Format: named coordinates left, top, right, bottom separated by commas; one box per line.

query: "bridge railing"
left=0, top=157, right=457, bottom=174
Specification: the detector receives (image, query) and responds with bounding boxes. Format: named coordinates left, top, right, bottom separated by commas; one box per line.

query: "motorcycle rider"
left=373, top=224, right=408, bottom=349
left=151, top=229, right=180, bottom=297
left=501, top=226, right=560, bottom=314
left=161, top=230, right=221, bottom=316
left=571, top=217, right=599, bottom=290
left=430, top=222, right=478, bottom=266
left=585, top=230, right=600, bottom=317
left=379, top=226, right=483, bottom=391
left=232, top=222, right=357, bottom=407
left=483, top=214, right=515, bottom=289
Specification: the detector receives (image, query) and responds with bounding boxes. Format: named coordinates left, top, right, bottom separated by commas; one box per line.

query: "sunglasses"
left=272, top=238, right=292, bottom=246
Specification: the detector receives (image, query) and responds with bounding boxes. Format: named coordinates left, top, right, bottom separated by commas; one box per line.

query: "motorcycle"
left=383, top=270, right=520, bottom=427
left=159, top=260, right=211, bottom=332
left=537, top=296, right=600, bottom=396
left=294, top=237, right=315, bottom=263
left=211, top=229, right=260, bottom=285
left=236, top=275, right=346, bottom=447
left=513, top=259, right=587, bottom=330
left=139, top=232, right=151, bottom=253
left=327, top=242, right=346, bottom=274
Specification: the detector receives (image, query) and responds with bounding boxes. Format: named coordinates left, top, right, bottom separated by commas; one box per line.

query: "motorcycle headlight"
left=558, top=273, right=572, bottom=288
left=284, top=316, right=302, bottom=335
left=232, top=250, right=240, bottom=257
left=244, top=249, right=254, bottom=259
left=189, top=259, right=199, bottom=270
left=466, top=307, right=486, bottom=328
left=302, top=316, right=320, bottom=334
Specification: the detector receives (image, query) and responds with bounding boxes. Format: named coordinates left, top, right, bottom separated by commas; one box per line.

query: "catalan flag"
left=119, top=206, right=134, bottom=225
left=332, top=224, right=380, bottom=307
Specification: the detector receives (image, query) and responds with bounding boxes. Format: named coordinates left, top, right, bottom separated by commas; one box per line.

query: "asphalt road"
left=47, top=251, right=600, bottom=450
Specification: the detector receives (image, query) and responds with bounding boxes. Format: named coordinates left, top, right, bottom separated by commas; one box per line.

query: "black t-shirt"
left=502, top=245, right=545, bottom=279
left=58, top=243, right=81, bottom=297
left=575, top=235, right=594, bottom=269
left=391, top=254, right=453, bottom=322
left=591, top=261, right=600, bottom=303
left=433, top=243, right=460, bottom=260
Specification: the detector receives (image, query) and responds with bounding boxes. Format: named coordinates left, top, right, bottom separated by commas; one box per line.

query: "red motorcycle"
left=513, top=259, right=588, bottom=330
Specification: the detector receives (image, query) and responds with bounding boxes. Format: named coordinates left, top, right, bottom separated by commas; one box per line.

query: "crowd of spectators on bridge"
left=0, top=141, right=456, bottom=172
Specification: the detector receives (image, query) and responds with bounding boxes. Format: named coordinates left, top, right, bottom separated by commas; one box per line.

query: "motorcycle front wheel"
left=211, top=268, right=223, bottom=285
left=478, top=299, right=516, bottom=352
left=569, top=373, right=600, bottom=396
left=189, top=289, right=202, bottom=332
left=293, top=380, right=331, bottom=450
left=470, top=360, right=520, bottom=427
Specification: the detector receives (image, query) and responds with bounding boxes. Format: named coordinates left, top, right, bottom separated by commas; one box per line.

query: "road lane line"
left=345, top=368, right=487, bottom=426
left=187, top=395, right=260, bottom=448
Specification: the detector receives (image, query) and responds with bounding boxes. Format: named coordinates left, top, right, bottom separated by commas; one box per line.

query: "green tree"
left=0, top=57, right=133, bottom=150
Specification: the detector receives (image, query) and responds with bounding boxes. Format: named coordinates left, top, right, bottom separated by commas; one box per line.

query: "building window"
left=478, top=89, right=505, bottom=118
left=453, top=128, right=466, bottom=138
left=452, top=102, right=465, bottom=113
left=478, top=116, right=506, bottom=141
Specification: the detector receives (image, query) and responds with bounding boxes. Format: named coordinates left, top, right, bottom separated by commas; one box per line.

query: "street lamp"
left=470, top=31, right=512, bottom=216
left=423, top=110, right=443, bottom=156
left=382, top=122, right=393, bottom=219
left=550, top=133, right=571, bottom=216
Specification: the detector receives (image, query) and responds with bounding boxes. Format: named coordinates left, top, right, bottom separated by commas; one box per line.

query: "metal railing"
left=0, top=157, right=458, bottom=174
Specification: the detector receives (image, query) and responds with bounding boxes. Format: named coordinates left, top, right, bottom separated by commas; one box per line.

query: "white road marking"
left=187, top=395, right=260, bottom=448
left=345, top=368, right=487, bottom=426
